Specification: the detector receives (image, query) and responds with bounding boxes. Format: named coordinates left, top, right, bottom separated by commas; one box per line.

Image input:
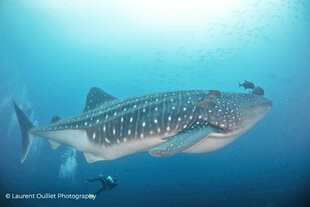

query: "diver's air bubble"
left=58, top=147, right=78, bottom=181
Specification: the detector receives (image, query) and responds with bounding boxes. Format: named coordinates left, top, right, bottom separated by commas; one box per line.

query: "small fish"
left=239, top=80, right=255, bottom=90
left=207, top=90, right=221, bottom=99
left=251, top=87, right=264, bottom=96
left=198, top=99, right=216, bottom=109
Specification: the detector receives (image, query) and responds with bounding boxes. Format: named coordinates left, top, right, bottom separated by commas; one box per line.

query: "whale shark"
left=13, top=87, right=272, bottom=163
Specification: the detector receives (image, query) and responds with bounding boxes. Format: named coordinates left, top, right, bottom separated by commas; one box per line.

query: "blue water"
left=1, top=0, right=310, bottom=206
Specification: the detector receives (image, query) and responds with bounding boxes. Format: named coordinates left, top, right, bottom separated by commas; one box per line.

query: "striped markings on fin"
left=149, top=123, right=216, bottom=157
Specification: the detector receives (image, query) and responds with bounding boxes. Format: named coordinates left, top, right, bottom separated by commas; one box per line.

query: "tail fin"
left=238, top=82, right=241, bottom=88
left=12, top=100, right=35, bottom=163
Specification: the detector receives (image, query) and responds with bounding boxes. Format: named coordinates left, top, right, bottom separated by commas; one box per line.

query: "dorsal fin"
left=50, top=115, right=61, bottom=123
left=83, top=87, right=117, bottom=112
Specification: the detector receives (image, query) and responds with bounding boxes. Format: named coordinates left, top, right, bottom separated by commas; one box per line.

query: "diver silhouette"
left=85, top=175, right=117, bottom=195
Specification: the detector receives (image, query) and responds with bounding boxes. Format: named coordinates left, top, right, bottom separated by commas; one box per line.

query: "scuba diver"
left=85, top=175, right=117, bottom=195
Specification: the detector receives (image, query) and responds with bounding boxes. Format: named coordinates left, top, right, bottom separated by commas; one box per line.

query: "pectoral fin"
left=149, top=123, right=216, bottom=157
left=49, top=140, right=61, bottom=150
left=84, top=152, right=105, bottom=163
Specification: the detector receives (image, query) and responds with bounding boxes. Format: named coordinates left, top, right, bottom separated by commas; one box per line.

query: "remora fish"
left=13, top=87, right=272, bottom=163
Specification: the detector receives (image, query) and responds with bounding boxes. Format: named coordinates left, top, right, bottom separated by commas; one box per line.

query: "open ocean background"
left=0, top=0, right=310, bottom=206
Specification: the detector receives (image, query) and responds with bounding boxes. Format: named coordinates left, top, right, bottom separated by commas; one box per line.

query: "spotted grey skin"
left=36, top=90, right=209, bottom=144
left=13, top=87, right=272, bottom=163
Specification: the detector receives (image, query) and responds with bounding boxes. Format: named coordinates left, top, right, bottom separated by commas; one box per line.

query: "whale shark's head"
left=201, top=92, right=272, bottom=133
left=174, top=91, right=273, bottom=154
left=183, top=92, right=272, bottom=154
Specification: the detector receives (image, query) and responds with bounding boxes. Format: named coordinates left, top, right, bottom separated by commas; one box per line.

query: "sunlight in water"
left=118, top=0, right=246, bottom=25
left=31, top=0, right=248, bottom=46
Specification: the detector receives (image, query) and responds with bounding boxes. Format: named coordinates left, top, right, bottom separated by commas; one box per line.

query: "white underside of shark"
left=13, top=88, right=272, bottom=163
left=33, top=114, right=260, bottom=163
